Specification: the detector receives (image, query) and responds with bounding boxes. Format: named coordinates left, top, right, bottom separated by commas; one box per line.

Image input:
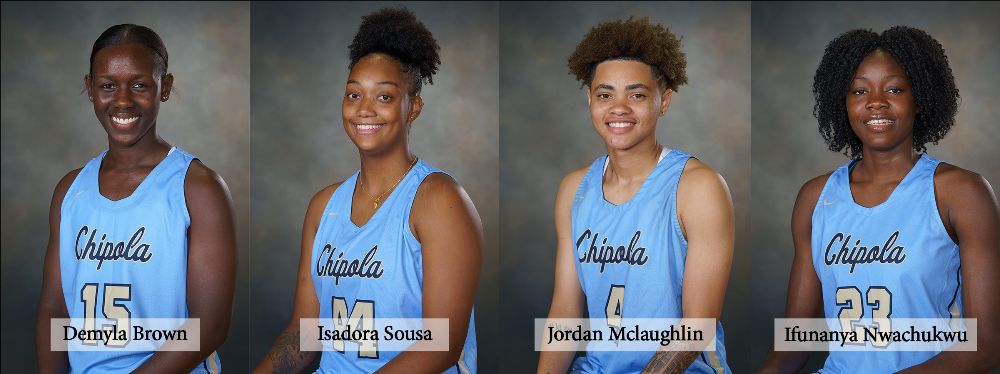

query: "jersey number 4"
left=80, top=283, right=131, bottom=347
left=605, top=285, right=625, bottom=327
left=835, top=286, right=892, bottom=348
left=331, top=297, right=378, bottom=358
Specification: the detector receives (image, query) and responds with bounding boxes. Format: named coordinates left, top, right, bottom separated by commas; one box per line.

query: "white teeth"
left=356, top=124, right=382, bottom=131
left=866, top=119, right=893, bottom=126
left=608, top=122, right=634, bottom=128
left=112, top=116, right=138, bottom=125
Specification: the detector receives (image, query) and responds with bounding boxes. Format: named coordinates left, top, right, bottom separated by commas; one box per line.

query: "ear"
left=160, top=73, right=174, bottom=102
left=84, top=75, right=94, bottom=102
left=658, top=89, right=674, bottom=117
left=585, top=86, right=592, bottom=107
left=408, top=95, right=423, bottom=125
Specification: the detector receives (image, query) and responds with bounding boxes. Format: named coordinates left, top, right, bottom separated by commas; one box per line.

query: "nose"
left=113, top=87, right=133, bottom=108
left=865, top=91, right=888, bottom=111
left=609, top=96, right=631, bottom=116
left=356, top=96, right=376, bottom=117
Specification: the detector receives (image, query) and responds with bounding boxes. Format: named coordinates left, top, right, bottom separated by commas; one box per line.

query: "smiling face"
left=587, top=59, right=671, bottom=151
left=846, top=49, right=917, bottom=154
left=85, top=42, right=172, bottom=148
left=342, top=53, right=421, bottom=155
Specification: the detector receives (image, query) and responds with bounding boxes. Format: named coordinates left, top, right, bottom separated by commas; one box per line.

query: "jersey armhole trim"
left=571, top=156, right=604, bottom=220
left=671, top=156, right=693, bottom=246
left=929, top=162, right=959, bottom=247
left=60, top=165, right=91, bottom=218
left=814, top=170, right=840, bottom=212
left=403, top=170, right=450, bottom=245
left=179, top=156, right=199, bottom=228
left=318, top=175, right=352, bottom=234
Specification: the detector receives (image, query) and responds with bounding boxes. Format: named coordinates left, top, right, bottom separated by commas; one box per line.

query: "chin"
left=350, top=139, right=385, bottom=154
left=604, top=139, right=639, bottom=151
left=866, top=142, right=908, bottom=153
left=109, top=135, right=139, bottom=147
left=599, top=133, right=640, bottom=150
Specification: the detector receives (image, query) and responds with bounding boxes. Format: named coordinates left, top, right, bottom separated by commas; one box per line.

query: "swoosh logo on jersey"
left=824, top=200, right=834, bottom=206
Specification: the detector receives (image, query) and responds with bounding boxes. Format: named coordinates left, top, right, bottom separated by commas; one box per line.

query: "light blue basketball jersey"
left=59, top=147, right=221, bottom=373
left=311, top=159, right=477, bottom=373
left=569, top=149, right=730, bottom=373
left=812, top=154, right=961, bottom=373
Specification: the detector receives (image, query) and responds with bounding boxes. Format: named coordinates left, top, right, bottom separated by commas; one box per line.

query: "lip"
left=109, top=114, right=140, bottom=129
left=352, top=121, right=386, bottom=135
left=605, top=119, right=637, bottom=135
left=864, top=116, right=895, bottom=134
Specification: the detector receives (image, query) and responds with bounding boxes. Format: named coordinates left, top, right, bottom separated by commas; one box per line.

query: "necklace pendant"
left=373, top=202, right=379, bottom=210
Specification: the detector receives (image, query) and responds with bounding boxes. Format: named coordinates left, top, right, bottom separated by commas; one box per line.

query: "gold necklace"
left=359, top=157, right=418, bottom=210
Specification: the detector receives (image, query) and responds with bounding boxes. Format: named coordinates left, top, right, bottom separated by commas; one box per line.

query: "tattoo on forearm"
left=640, top=350, right=700, bottom=374
left=268, top=329, right=309, bottom=374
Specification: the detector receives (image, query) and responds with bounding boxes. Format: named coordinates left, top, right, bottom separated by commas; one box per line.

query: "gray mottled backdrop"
left=249, top=2, right=499, bottom=372
left=500, top=2, right=751, bottom=372
left=0, top=2, right=250, bottom=372
left=751, top=2, right=1000, bottom=371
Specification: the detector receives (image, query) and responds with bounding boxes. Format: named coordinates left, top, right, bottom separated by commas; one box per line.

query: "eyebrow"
left=852, top=74, right=907, bottom=80
left=347, top=79, right=400, bottom=87
left=593, top=83, right=651, bottom=91
left=93, top=73, right=153, bottom=79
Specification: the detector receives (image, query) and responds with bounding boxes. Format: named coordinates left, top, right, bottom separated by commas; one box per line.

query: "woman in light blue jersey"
left=760, top=26, right=1000, bottom=373
left=35, top=24, right=236, bottom=372
left=255, top=7, right=482, bottom=373
left=537, top=17, right=735, bottom=374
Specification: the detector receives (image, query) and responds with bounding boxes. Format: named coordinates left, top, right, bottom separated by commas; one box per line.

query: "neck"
left=606, top=138, right=663, bottom=184
left=104, top=128, right=171, bottom=169
left=358, top=146, right=416, bottom=193
left=855, top=145, right=920, bottom=183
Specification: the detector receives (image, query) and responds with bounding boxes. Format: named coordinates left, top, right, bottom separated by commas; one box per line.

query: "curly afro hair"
left=813, top=26, right=959, bottom=158
left=567, top=17, right=687, bottom=92
left=348, top=7, right=441, bottom=95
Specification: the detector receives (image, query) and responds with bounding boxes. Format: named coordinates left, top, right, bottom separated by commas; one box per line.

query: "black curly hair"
left=567, top=16, right=687, bottom=92
left=348, top=7, right=441, bottom=95
left=813, top=26, right=959, bottom=158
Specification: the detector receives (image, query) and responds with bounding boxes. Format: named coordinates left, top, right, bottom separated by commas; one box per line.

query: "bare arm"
left=537, top=169, right=588, bottom=374
left=253, top=184, right=334, bottom=373
left=134, top=161, right=237, bottom=372
left=35, top=169, right=80, bottom=373
left=898, top=168, right=1000, bottom=373
left=758, top=175, right=828, bottom=374
left=376, top=173, right=483, bottom=373
left=641, top=160, right=734, bottom=374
